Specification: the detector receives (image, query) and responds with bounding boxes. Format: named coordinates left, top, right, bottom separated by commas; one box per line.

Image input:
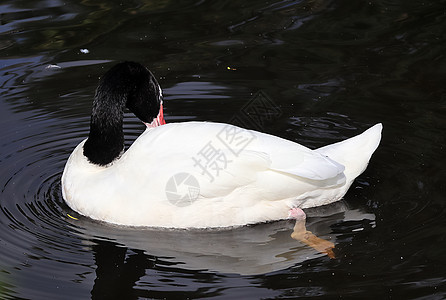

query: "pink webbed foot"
left=288, top=207, right=306, bottom=220
left=289, top=208, right=336, bottom=259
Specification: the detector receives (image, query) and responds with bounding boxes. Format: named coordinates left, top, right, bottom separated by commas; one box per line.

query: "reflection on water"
left=1, top=0, right=446, bottom=298
left=81, top=203, right=375, bottom=298
left=72, top=202, right=375, bottom=276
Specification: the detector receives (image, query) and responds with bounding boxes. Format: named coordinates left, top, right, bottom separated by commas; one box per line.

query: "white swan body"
left=62, top=121, right=382, bottom=228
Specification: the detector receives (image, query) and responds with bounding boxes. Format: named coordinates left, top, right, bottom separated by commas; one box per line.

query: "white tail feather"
left=316, top=123, right=382, bottom=183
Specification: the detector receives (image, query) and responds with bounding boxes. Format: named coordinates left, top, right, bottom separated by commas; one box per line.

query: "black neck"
left=83, top=96, right=125, bottom=165
left=82, top=61, right=161, bottom=166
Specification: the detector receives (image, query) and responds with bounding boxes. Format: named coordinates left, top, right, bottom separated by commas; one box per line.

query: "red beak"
left=158, top=103, right=166, bottom=125
left=144, top=102, right=166, bottom=128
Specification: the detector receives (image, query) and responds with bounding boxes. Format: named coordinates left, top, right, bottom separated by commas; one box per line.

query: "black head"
left=83, top=61, right=163, bottom=166
left=99, top=61, right=163, bottom=122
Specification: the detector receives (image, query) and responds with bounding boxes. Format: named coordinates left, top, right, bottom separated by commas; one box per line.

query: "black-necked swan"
left=61, top=61, right=382, bottom=231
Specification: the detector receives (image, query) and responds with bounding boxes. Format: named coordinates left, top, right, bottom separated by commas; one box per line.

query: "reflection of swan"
left=62, top=62, right=382, bottom=229
left=73, top=202, right=375, bottom=275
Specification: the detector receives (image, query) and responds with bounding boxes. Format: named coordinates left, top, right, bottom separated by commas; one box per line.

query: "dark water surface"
left=1, top=0, right=445, bottom=299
